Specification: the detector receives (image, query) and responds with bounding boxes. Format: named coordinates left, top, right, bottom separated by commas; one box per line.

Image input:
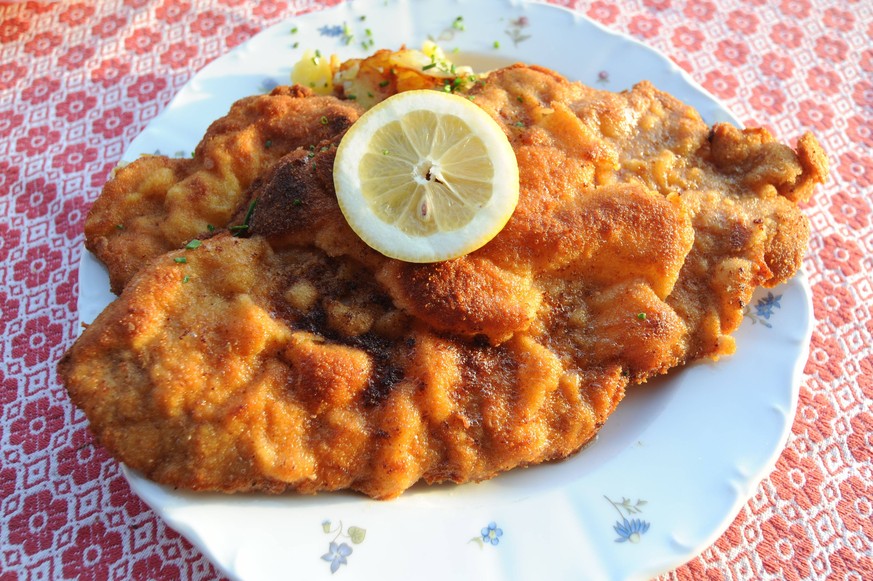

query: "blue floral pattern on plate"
left=470, top=522, right=503, bottom=547
left=605, top=496, right=650, bottom=543
left=743, top=292, right=783, bottom=328
left=321, top=520, right=366, bottom=574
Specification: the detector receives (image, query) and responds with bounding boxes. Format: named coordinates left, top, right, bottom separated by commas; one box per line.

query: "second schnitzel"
left=61, top=63, right=827, bottom=498
left=85, top=86, right=363, bottom=294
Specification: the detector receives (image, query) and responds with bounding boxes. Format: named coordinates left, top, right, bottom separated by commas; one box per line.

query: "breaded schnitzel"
left=85, top=86, right=363, bottom=294
left=60, top=64, right=827, bottom=499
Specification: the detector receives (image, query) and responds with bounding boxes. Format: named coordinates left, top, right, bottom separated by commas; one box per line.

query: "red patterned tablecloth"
left=1, top=0, right=870, bottom=579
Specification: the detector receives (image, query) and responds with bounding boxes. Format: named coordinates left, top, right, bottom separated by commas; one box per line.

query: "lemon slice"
left=333, top=90, right=519, bottom=262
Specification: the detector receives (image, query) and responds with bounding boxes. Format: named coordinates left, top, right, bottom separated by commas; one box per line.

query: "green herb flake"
left=292, top=199, right=302, bottom=206
left=452, top=16, right=465, bottom=31
left=174, top=257, right=187, bottom=264
left=292, top=41, right=299, bottom=49
left=381, top=149, right=390, bottom=155
left=265, top=139, right=273, bottom=148
left=379, top=80, right=390, bottom=87
left=513, top=121, right=525, bottom=128
left=207, top=224, right=215, bottom=232
left=493, top=40, right=500, bottom=49
left=637, top=312, right=647, bottom=321
left=231, top=200, right=258, bottom=237
left=291, top=26, right=298, bottom=34
left=347, top=94, right=357, bottom=100
left=182, top=275, right=190, bottom=284
left=115, top=224, right=124, bottom=230
left=359, top=15, right=366, bottom=21
left=320, top=116, right=329, bottom=125
left=422, top=62, right=438, bottom=71
left=516, top=95, right=524, bottom=103
left=185, top=239, right=202, bottom=250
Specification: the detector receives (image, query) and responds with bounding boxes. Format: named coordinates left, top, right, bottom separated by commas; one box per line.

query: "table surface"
left=2, top=0, right=871, bottom=579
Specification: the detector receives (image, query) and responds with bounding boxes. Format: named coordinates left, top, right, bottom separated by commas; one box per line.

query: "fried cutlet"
left=85, top=86, right=363, bottom=294
left=60, top=64, right=827, bottom=499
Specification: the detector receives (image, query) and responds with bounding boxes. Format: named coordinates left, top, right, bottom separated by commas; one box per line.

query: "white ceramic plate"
left=76, top=1, right=813, bottom=579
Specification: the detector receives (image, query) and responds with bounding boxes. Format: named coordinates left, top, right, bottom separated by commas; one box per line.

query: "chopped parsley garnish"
left=379, top=80, right=390, bottom=87
left=185, top=239, right=202, bottom=250
left=174, top=257, right=187, bottom=264
left=182, top=275, right=190, bottom=283
left=231, top=200, right=257, bottom=237
left=115, top=224, right=124, bottom=230
left=637, top=312, right=647, bottom=321
left=493, top=40, right=500, bottom=49
left=207, top=224, right=215, bottom=232
left=292, top=199, right=302, bottom=206
left=452, top=16, right=465, bottom=31
left=320, top=116, right=329, bottom=125
left=265, top=139, right=273, bottom=148
left=291, top=26, right=298, bottom=34
left=422, top=62, right=438, bottom=71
